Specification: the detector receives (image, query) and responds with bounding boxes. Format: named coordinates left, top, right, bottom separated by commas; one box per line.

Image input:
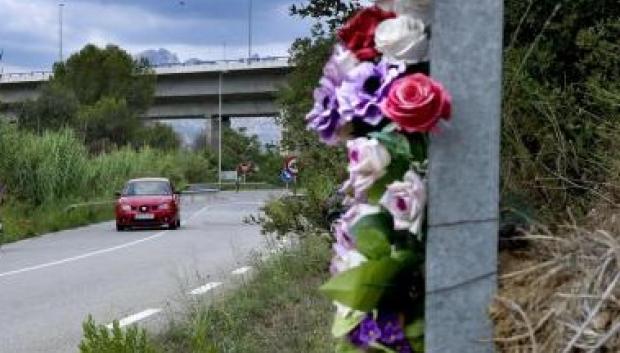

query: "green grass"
left=153, top=235, right=334, bottom=353
left=0, top=200, right=113, bottom=243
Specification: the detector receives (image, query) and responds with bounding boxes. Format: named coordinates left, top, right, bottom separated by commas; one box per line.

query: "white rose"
left=342, top=138, right=391, bottom=198
left=379, top=170, right=427, bottom=235
left=375, top=15, right=428, bottom=63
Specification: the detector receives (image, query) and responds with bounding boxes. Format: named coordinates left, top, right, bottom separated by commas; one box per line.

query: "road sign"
left=237, top=162, right=253, bottom=174
left=280, top=169, right=294, bottom=183
left=284, top=156, right=298, bottom=175
left=221, top=170, right=238, bottom=181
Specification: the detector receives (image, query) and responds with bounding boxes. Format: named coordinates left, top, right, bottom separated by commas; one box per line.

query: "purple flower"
left=306, top=77, right=343, bottom=145
left=337, top=60, right=404, bottom=126
left=350, top=316, right=382, bottom=348
left=348, top=313, right=413, bottom=353
left=323, top=44, right=360, bottom=86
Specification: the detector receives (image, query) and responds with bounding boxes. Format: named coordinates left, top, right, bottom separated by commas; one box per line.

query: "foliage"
left=79, top=315, right=157, bottom=353
left=250, top=196, right=311, bottom=238
left=501, top=0, right=620, bottom=219
left=289, top=0, right=360, bottom=32
left=53, top=44, right=155, bottom=112
left=138, top=123, right=181, bottom=152
left=17, top=44, right=166, bottom=152
left=154, top=236, right=333, bottom=353
left=17, top=82, right=79, bottom=133
left=193, top=125, right=283, bottom=184
left=277, top=34, right=346, bottom=226
left=76, top=97, right=141, bottom=152
left=0, top=122, right=215, bottom=242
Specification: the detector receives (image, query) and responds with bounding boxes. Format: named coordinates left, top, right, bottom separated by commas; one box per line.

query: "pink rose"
left=381, top=73, right=452, bottom=133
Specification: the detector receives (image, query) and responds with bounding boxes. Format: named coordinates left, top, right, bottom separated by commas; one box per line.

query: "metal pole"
left=59, top=3, right=64, bottom=62
left=218, top=71, right=223, bottom=185
left=248, top=0, right=252, bottom=60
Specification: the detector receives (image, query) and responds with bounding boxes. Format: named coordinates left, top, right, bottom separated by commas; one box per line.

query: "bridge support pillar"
left=208, top=115, right=231, bottom=153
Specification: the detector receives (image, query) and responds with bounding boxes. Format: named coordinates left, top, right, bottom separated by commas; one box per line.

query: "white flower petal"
left=375, top=15, right=428, bottom=63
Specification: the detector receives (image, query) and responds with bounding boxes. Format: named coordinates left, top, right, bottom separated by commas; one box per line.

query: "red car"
left=115, top=178, right=181, bottom=231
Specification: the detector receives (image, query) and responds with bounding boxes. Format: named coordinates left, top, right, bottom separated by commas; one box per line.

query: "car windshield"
left=123, top=181, right=172, bottom=196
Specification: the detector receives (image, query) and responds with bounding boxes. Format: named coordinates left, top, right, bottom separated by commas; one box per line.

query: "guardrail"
left=0, top=56, right=290, bottom=83
left=151, top=56, right=289, bottom=69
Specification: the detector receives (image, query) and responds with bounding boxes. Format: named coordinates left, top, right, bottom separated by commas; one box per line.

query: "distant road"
left=0, top=190, right=278, bottom=353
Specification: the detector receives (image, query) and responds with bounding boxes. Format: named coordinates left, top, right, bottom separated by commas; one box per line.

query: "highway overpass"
left=0, top=57, right=292, bottom=147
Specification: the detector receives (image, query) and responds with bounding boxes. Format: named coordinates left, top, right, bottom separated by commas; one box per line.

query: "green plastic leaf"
left=351, top=213, right=392, bottom=259
left=320, top=258, right=403, bottom=311
left=405, top=319, right=424, bottom=338
left=369, top=342, right=398, bottom=353
left=336, top=339, right=364, bottom=353
left=391, top=249, right=422, bottom=268
left=366, top=158, right=411, bottom=204
left=332, top=311, right=365, bottom=338
left=369, top=131, right=411, bottom=158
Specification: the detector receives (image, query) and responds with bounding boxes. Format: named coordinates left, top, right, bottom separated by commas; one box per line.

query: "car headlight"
left=120, top=204, right=131, bottom=211
left=159, top=203, right=171, bottom=210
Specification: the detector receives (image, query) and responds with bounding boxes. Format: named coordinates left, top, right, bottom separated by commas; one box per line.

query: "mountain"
left=136, top=48, right=180, bottom=66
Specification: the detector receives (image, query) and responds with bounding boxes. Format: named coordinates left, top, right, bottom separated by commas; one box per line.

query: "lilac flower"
left=337, top=60, right=404, bottom=126
left=379, top=170, right=426, bottom=235
left=306, top=77, right=343, bottom=145
left=340, top=203, right=381, bottom=229
left=341, top=138, right=391, bottom=199
left=350, top=316, right=382, bottom=347
left=348, top=313, right=413, bottom=352
left=323, top=44, right=360, bottom=86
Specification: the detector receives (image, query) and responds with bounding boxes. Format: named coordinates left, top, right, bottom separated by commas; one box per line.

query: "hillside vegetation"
left=0, top=122, right=215, bottom=242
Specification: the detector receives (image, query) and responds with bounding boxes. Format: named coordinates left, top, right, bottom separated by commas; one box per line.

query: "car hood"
left=119, top=195, right=173, bottom=205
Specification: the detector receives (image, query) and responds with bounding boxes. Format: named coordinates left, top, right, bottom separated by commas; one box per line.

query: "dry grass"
left=492, top=207, right=620, bottom=352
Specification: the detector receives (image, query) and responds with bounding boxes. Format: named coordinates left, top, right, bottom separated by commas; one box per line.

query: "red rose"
left=381, top=73, right=452, bottom=133
left=338, top=6, right=396, bottom=61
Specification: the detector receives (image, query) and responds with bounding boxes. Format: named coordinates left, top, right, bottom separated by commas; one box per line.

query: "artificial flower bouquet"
left=305, top=1, right=452, bottom=352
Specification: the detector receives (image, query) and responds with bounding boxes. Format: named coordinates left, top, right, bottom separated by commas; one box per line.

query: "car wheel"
left=169, top=221, right=178, bottom=230
left=116, top=223, right=125, bottom=232
left=176, top=219, right=181, bottom=228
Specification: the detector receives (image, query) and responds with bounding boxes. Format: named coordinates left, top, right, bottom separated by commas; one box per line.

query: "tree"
left=18, top=82, right=79, bottom=133
left=76, top=97, right=140, bottom=152
left=138, top=123, right=181, bottom=151
left=52, top=44, right=155, bottom=113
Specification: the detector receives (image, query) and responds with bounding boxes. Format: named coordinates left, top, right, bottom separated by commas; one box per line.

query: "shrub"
left=154, top=236, right=333, bottom=353
left=79, top=316, right=157, bottom=353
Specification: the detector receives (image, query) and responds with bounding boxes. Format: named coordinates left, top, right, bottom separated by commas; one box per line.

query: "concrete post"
left=425, top=1, right=503, bottom=352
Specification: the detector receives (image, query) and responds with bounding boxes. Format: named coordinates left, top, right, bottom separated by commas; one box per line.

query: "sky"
left=0, top=0, right=312, bottom=72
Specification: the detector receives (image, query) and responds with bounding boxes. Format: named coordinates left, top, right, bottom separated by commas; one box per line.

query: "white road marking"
left=0, top=230, right=169, bottom=279
left=189, top=281, right=222, bottom=295
left=0, top=204, right=210, bottom=279
left=231, top=266, right=252, bottom=275
left=106, top=308, right=162, bottom=329
left=0, top=198, right=267, bottom=279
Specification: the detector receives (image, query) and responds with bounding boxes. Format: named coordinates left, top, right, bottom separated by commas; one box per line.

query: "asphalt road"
left=0, top=190, right=278, bottom=353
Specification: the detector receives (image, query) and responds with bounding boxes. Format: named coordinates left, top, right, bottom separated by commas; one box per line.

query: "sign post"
left=425, top=1, right=503, bottom=352
left=284, top=156, right=298, bottom=195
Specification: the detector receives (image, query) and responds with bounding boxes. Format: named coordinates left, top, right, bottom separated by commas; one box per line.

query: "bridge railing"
left=150, top=56, right=289, bottom=69
left=0, top=56, right=290, bottom=83
left=0, top=71, right=53, bottom=83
